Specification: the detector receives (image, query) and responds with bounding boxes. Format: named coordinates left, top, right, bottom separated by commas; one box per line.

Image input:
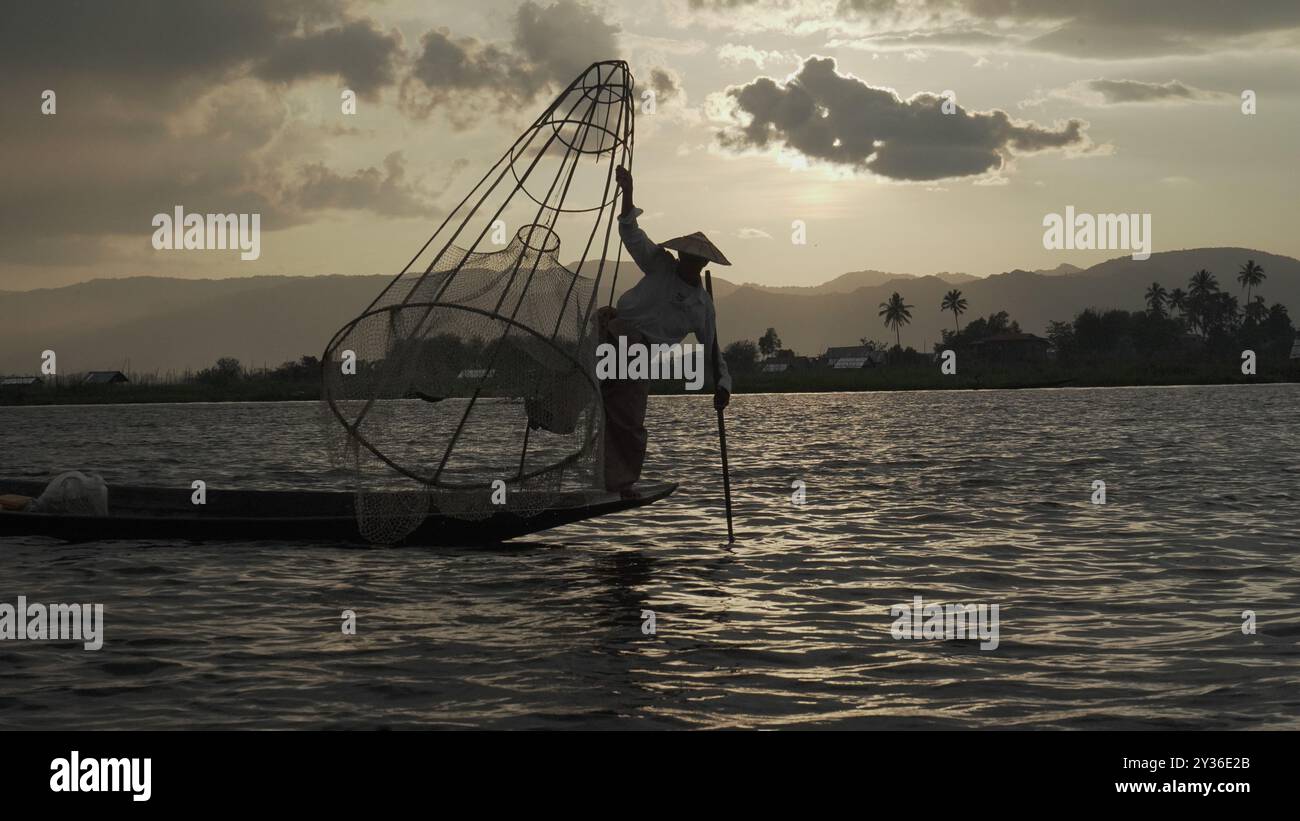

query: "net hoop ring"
left=514, top=223, right=562, bottom=255
left=543, top=115, right=625, bottom=156
left=322, top=302, right=600, bottom=491
left=576, top=64, right=631, bottom=105
left=506, top=117, right=626, bottom=215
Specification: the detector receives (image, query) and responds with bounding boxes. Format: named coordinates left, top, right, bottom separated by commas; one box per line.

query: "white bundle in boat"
left=30, top=471, right=109, bottom=517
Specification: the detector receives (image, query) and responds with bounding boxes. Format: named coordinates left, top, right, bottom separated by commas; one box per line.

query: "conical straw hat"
left=661, top=231, right=731, bottom=265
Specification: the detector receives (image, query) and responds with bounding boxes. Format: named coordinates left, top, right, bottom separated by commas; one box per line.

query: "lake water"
left=1, top=385, right=1298, bottom=729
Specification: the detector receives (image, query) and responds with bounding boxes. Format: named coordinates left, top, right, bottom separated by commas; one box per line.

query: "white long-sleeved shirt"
left=615, top=208, right=733, bottom=393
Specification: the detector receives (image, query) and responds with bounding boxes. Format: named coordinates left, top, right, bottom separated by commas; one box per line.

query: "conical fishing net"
left=322, top=61, right=636, bottom=544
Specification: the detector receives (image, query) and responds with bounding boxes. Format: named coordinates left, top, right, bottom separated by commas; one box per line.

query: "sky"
left=2, top=0, right=1299, bottom=291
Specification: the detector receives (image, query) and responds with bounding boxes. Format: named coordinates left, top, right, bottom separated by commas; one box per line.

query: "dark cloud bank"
left=0, top=0, right=427, bottom=266
left=697, top=0, right=1300, bottom=58
left=718, top=56, right=1089, bottom=181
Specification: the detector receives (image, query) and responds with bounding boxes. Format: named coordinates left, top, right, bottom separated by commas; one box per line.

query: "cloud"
left=1084, top=78, right=1226, bottom=104
left=622, top=33, right=709, bottom=56
left=0, top=1, right=442, bottom=270
left=647, top=67, right=683, bottom=103
left=255, top=19, right=403, bottom=98
left=829, top=26, right=1004, bottom=51
left=1, top=79, right=292, bottom=250
left=987, top=1, right=1300, bottom=58
left=689, top=0, right=1300, bottom=59
left=402, top=0, right=620, bottom=122
left=738, top=227, right=774, bottom=239
left=1024, top=78, right=1232, bottom=107
left=0, top=1, right=306, bottom=81
left=0, top=1, right=407, bottom=101
left=717, top=44, right=799, bottom=68
left=514, top=0, right=620, bottom=86
left=403, top=29, right=527, bottom=117
left=289, top=152, right=434, bottom=217
left=716, top=56, right=1091, bottom=181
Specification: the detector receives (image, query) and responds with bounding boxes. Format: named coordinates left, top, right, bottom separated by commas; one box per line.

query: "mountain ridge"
left=2, top=247, right=1294, bottom=374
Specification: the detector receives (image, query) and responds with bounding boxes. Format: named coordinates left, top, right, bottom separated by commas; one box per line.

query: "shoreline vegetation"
left=3, top=360, right=1296, bottom=407
left=4, top=262, right=1296, bottom=406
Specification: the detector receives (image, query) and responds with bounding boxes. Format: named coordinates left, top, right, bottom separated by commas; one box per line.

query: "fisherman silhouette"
left=600, top=164, right=732, bottom=498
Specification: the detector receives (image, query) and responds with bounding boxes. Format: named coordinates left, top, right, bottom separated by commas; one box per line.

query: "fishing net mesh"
left=322, top=232, right=602, bottom=544
left=321, top=61, right=634, bottom=544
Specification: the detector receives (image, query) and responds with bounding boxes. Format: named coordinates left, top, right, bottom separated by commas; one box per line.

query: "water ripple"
left=1, top=385, right=1298, bottom=728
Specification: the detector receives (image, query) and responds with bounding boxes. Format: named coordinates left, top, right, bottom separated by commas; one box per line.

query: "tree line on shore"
left=722, top=259, right=1295, bottom=374
left=23, top=259, right=1292, bottom=391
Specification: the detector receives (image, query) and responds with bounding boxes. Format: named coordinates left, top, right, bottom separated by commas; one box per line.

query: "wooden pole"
left=704, top=270, right=735, bottom=543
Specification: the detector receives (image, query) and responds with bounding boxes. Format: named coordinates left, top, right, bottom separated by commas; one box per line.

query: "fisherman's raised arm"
left=614, top=165, right=669, bottom=277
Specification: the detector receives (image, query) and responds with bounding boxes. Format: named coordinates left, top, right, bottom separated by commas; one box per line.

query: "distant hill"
left=714, top=248, right=1300, bottom=355
left=1034, top=263, right=1084, bottom=277
left=568, top=260, right=744, bottom=300
left=1, top=248, right=1295, bottom=374
left=744, top=268, right=976, bottom=296
left=0, top=267, right=740, bottom=376
left=0, top=275, right=391, bottom=377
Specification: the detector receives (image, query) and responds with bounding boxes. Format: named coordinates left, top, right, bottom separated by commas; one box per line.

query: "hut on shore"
left=82, top=370, right=130, bottom=385
left=967, top=333, right=1051, bottom=363
left=822, top=345, right=886, bottom=368
left=0, top=376, right=43, bottom=388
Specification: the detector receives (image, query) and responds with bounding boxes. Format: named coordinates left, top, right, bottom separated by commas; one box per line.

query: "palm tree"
left=1187, top=269, right=1219, bottom=335
left=940, top=289, right=968, bottom=332
left=1167, top=287, right=1187, bottom=318
left=1201, top=292, right=1241, bottom=336
left=1189, top=269, right=1219, bottom=297
left=878, top=292, right=913, bottom=349
left=1144, top=282, right=1168, bottom=317
left=1237, top=259, right=1266, bottom=304
left=1245, top=295, right=1269, bottom=324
